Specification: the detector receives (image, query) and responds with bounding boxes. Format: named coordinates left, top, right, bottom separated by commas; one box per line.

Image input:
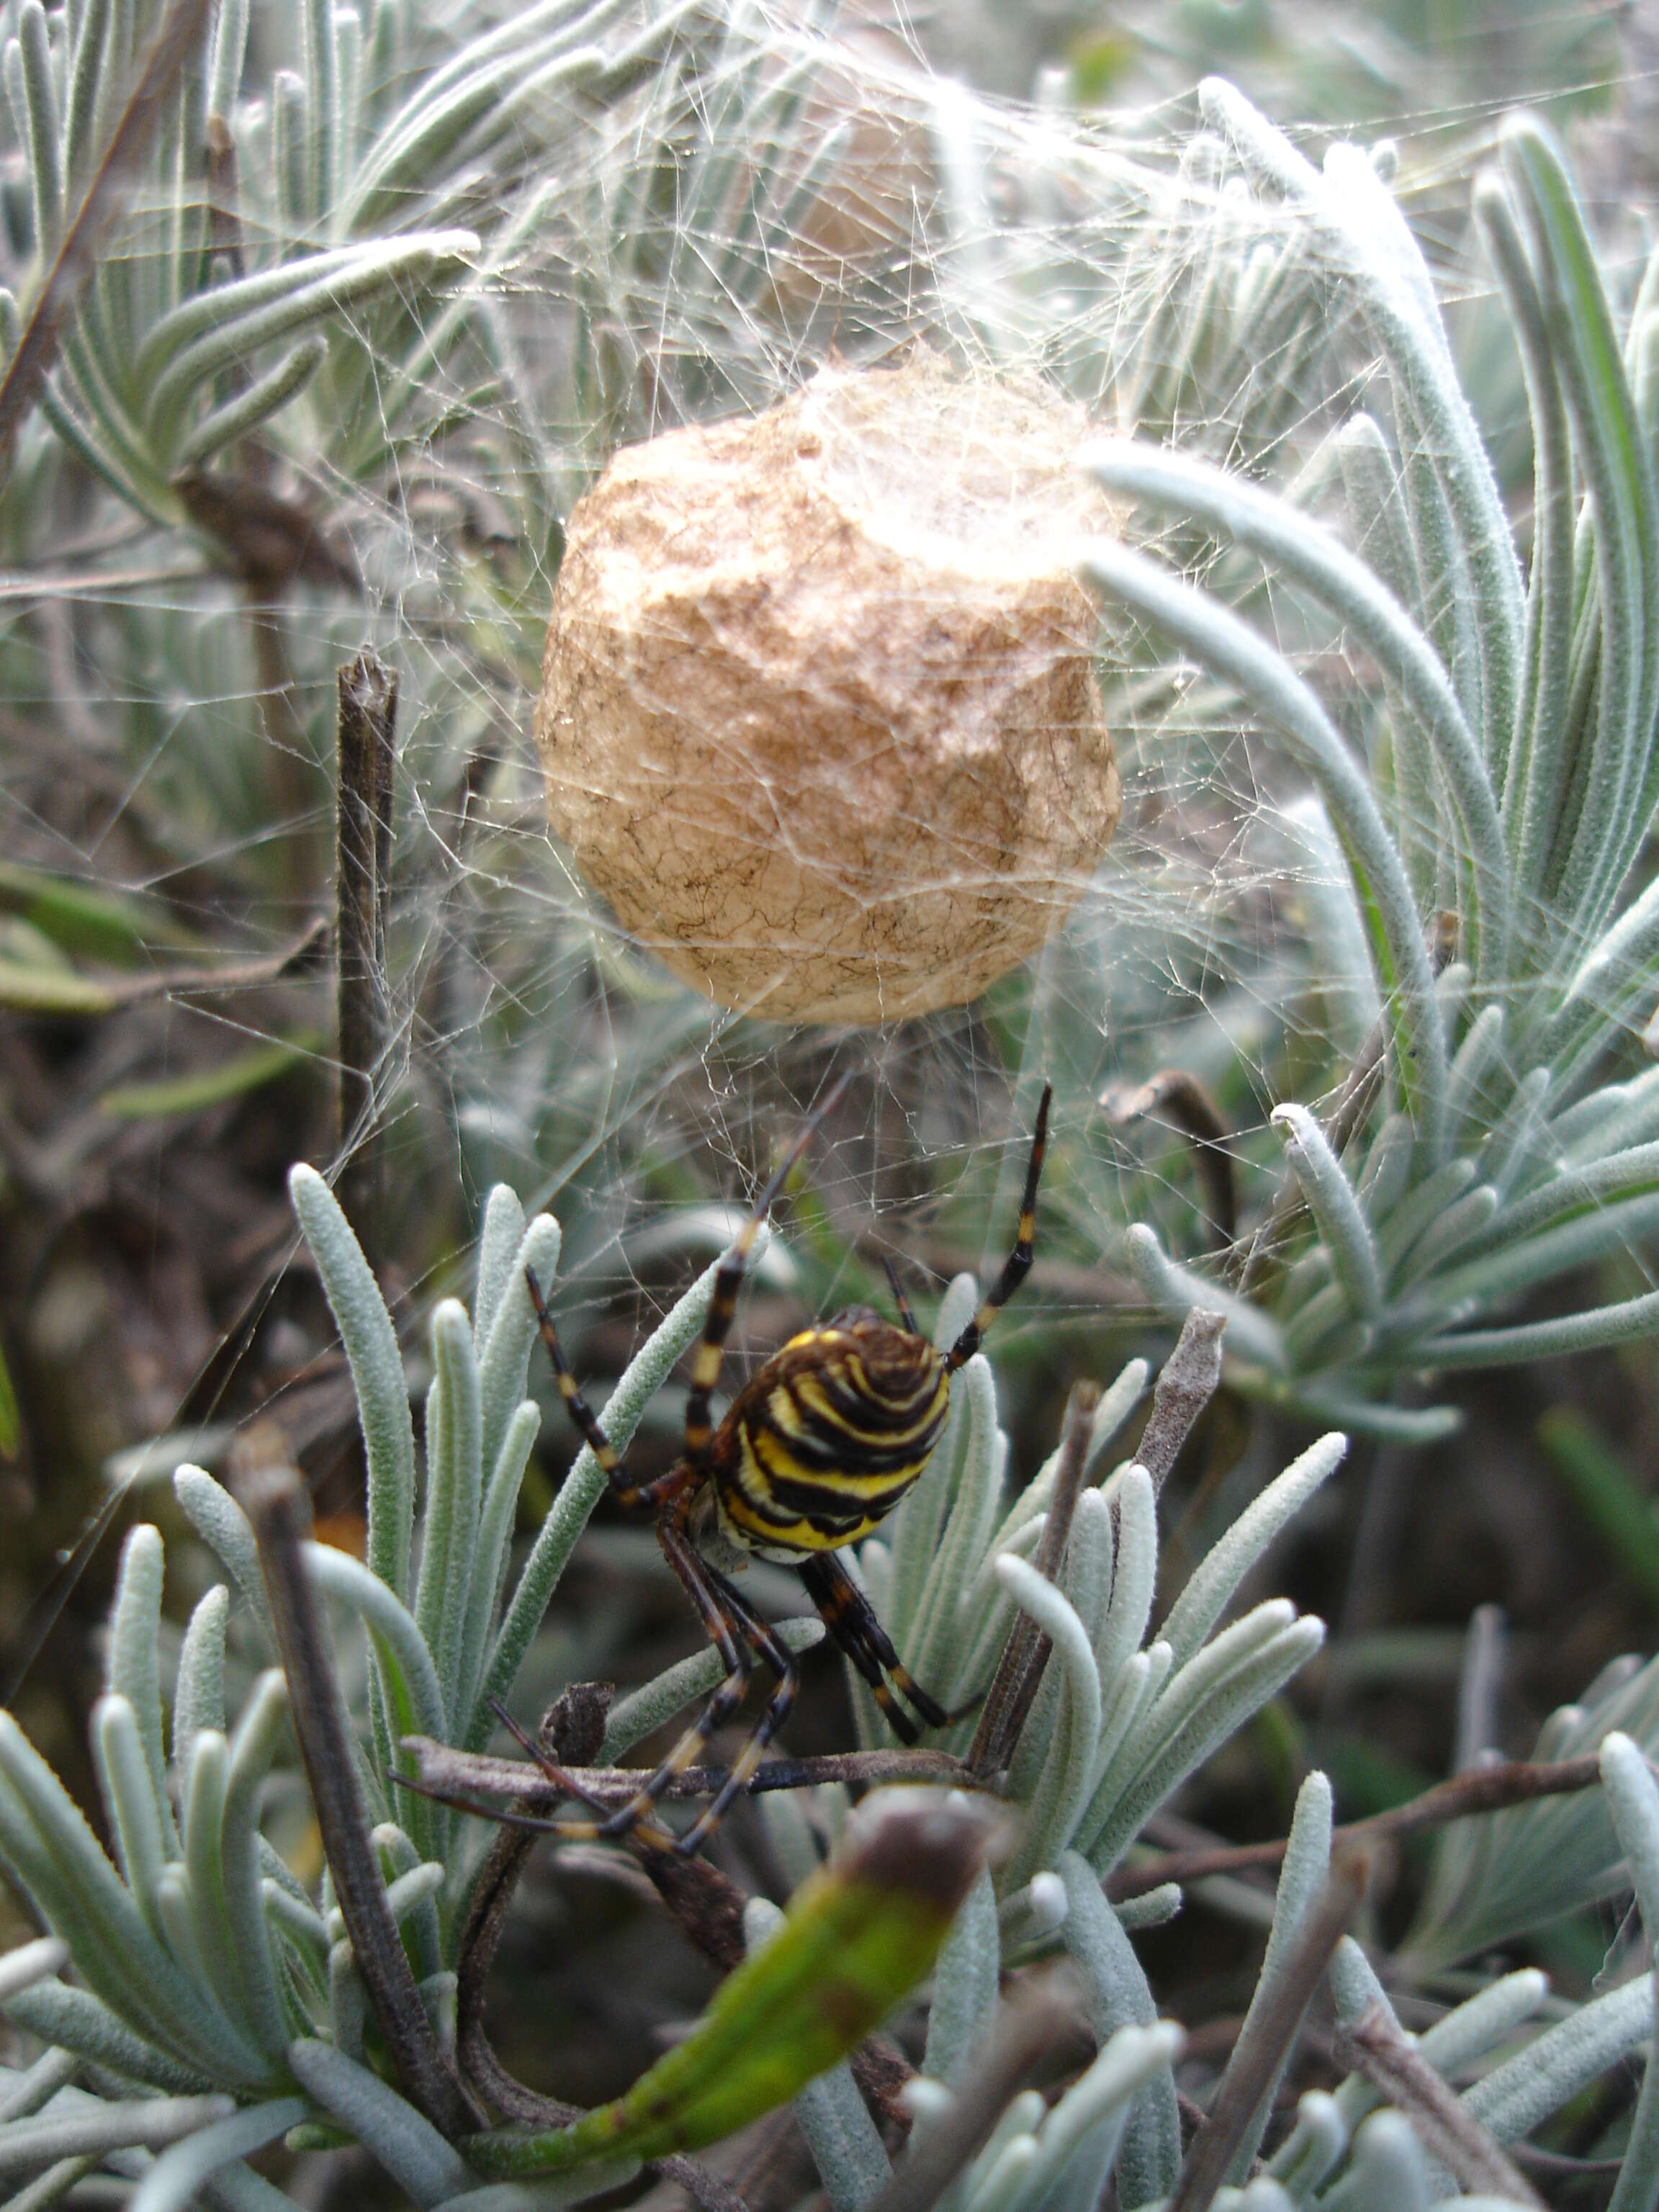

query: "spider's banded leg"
left=392, top=1707, right=678, bottom=1847
left=683, top=1072, right=851, bottom=1465
left=582, top=1506, right=758, bottom=1847
left=673, top=1561, right=800, bottom=1856
left=824, top=1616, right=921, bottom=1745
left=945, top=1081, right=1053, bottom=1374
left=797, top=1552, right=948, bottom=1738
left=408, top=1788, right=683, bottom=1850
left=588, top=1514, right=806, bottom=1857
left=487, top=1697, right=614, bottom=1819
left=879, top=1251, right=921, bottom=1336
left=526, top=1264, right=691, bottom=1517
left=820, top=1608, right=924, bottom=1741
left=793, top=1551, right=917, bottom=1742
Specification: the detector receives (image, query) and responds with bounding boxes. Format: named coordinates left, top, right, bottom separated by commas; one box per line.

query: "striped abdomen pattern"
left=712, top=1316, right=951, bottom=1560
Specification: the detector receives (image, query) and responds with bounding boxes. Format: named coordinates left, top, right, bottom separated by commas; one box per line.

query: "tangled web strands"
left=4, top=0, right=1659, bottom=1434
left=514, top=24, right=1659, bottom=1427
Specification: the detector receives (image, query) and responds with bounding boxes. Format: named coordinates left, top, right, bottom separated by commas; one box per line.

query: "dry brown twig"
left=860, top=1983, right=1087, bottom=2212
left=420, top=1703, right=922, bottom=2141
left=451, top=1685, right=747, bottom=2212
left=1134, top=1306, right=1228, bottom=1490
left=1334, top=2002, right=1542, bottom=2206
left=333, top=652, right=399, bottom=1256
left=401, top=1738, right=974, bottom=1811
left=172, top=469, right=362, bottom=595
left=0, top=915, right=328, bottom=1016
left=963, top=1309, right=1224, bottom=1779
left=1168, top=1844, right=1372, bottom=2212
left=1098, top=1071, right=1237, bottom=1246
left=454, top=1683, right=613, bottom=2111
left=236, top=1425, right=482, bottom=2137
left=968, top=1380, right=1100, bottom=1779
left=1107, top=1750, right=1609, bottom=1902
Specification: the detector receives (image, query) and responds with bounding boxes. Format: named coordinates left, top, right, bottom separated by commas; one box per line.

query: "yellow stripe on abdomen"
left=719, top=1478, right=889, bottom=1556
left=748, top=1421, right=931, bottom=1506
left=788, top=1372, right=948, bottom=1449
left=719, top=1423, right=930, bottom=1556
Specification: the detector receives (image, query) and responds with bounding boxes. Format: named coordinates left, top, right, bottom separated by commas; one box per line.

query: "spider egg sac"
left=535, top=350, right=1123, bottom=1024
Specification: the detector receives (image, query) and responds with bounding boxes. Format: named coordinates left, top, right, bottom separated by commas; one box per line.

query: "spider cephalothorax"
left=520, top=1077, right=1051, bottom=1857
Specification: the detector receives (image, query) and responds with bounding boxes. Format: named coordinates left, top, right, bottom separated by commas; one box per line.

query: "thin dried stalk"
left=456, top=1683, right=613, bottom=2090
left=238, top=1428, right=480, bottom=2137
left=334, top=652, right=399, bottom=1255
left=174, top=472, right=361, bottom=594
left=404, top=1740, right=972, bottom=1809
left=1107, top=1750, right=1608, bottom=1901
left=1168, top=1845, right=1370, bottom=2212
left=1099, top=1070, right=1237, bottom=1244
left=1336, top=2002, right=1542, bottom=2205
left=968, top=1382, right=1099, bottom=1779
left=451, top=1689, right=747, bottom=2212
left=860, top=1986, right=1082, bottom=2212
left=1135, top=1307, right=1227, bottom=1490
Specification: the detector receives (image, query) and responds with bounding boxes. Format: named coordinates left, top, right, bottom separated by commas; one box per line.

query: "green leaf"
left=0, top=958, right=120, bottom=1014
left=0, top=862, right=200, bottom=963
left=98, top=1035, right=323, bottom=1120
left=1537, top=1406, right=1659, bottom=1612
left=463, top=1792, right=998, bottom=2177
left=1069, top=32, right=1136, bottom=104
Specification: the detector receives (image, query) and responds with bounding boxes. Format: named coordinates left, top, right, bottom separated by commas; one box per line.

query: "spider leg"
left=580, top=1511, right=806, bottom=1857
left=683, top=1073, right=851, bottom=1465
left=480, top=1560, right=799, bottom=1858
left=878, top=1251, right=921, bottom=1336
left=526, top=1264, right=693, bottom=1517
left=797, top=1550, right=948, bottom=1738
left=487, top=1696, right=614, bottom=1818
left=573, top=1503, right=761, bottom=1851
left=945, top=1082, right=1053, bottom=1373
left=462, top=1703, right=690, bottom=1851
left=490, top=1696, right=553, bottom=1766
left=673, top=1559, right=801, bottom=1856
left=392, top=1771, right=598, bottom=1831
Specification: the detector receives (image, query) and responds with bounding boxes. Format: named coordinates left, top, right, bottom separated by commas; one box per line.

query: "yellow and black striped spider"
left=518, top=1078, right=1052, bottom=1859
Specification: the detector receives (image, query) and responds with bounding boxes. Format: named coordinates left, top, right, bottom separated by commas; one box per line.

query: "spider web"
left=0, top=0, right=1649, bottom=1702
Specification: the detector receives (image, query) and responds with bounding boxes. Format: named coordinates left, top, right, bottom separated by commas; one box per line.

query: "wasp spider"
left=518, top=1078, right=1052, bottom=1858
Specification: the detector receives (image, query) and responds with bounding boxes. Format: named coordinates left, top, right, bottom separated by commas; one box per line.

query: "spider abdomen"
left=712, top=1321, right=951, bottom=1560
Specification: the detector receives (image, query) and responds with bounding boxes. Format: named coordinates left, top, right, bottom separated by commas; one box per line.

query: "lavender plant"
left=0, top=1170, right=760, bottom=2208
left=1082, top=88, right=1659, bottom=1437
left=4, top=1168, right=1652, bottom=2207
left=6, top=6, right=1659, bottom=2211
left=0, top=0, right=690, bottom=541
left=0, top=1174, right=1326, bottom=2203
